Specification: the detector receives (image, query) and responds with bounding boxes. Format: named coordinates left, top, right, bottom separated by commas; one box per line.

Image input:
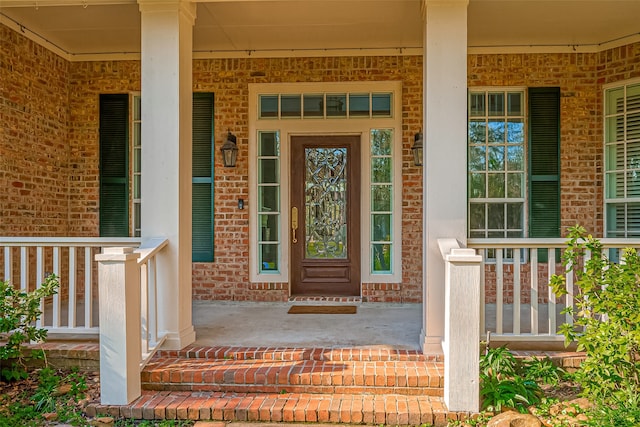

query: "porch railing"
left=468, top=237, right=640, bottom=342
left=0, top=237, right=141, bottom=336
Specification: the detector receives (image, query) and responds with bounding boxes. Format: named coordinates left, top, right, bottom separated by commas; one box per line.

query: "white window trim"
left=248, top=81, right=403, bottom=286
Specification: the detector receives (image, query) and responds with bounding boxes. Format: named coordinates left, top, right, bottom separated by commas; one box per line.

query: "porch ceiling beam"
left=0, top=0, right=136, bottom=6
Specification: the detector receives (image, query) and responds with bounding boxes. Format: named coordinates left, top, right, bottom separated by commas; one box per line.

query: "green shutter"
left=99, top=94, right=129, bottom=237
left=192, top=93, right=215, bottom=262
left=529, top=87, right=560, bottom=261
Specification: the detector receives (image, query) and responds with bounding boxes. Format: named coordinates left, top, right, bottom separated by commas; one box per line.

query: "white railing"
left=135, top=238, right=169, bottom=367
left=0, top=237, right=140, bottom=336
left=468, top=237, right=640, bottom=342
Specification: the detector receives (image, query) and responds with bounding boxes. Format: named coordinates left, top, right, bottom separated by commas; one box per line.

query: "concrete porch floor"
left=192, top=301, right=423, bottom=350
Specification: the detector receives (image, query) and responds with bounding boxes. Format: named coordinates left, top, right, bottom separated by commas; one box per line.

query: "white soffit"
left=1, top=0, right=640, bottom=59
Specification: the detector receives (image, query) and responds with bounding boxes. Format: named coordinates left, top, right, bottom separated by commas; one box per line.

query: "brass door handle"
left=291, top=207, right=298, bottom=244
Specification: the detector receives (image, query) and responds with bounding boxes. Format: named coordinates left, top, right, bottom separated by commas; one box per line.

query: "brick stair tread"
left=142, top=357, right=444, bottom=396
left=155, top=345, right=440, bottom=362
left=87, top=390, right=467, bottom=426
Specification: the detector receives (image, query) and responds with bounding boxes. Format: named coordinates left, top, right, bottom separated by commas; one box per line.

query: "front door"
left=290, top=135, right=361, bottom=296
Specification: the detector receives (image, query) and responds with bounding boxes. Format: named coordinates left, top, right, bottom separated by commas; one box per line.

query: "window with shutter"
left=192, top=93, right=215, bottom=262
left=99, top=94, right=129, bottom=237
left=605, top=81, right=640, bottom=237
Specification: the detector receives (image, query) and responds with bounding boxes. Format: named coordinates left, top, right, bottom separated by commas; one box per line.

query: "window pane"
left=372, top=185, right=392, bottom=212
left=507, top=173, right=524, bottom=198
left=469, top=120, right=487, bottom=144
left=371, top=129, right=392, bottom=155
left=469, top=203, right=485, bottom=230
left=507, top=119, right=524, bottom=143
left=259, top=186, right=279, bottom=211
left=260, top=244, right=278, bottom=272
left=259, top=95, right=278, bottom=118
left=372, top=244, right=391, bottom=272
left=606, top=88, right=624, bottom=115
left=606, top=143, right=623, bottom=171
left=469, top=146, right=486, bottom=171
left=488, top=120, right=505, bottom=143
left=488, top=92, right=505, bottom=116
left=259, top=132, right=280, bottom=156
left=372, top=158, right=392, bottom=183
left=627, top=170, right=640, bottom=197
left=488, top=173, right=505, bottom=198
left=259, top=214, right=279, bottom=242
left=303, top=94, right=324, bottom=117
left=470, top=93, right=485, bottom=117
left=134, top=96, right=141, bottom=120
left=281, top=95, right=301, bottom=117
left=259, top=159, right=279, bottom=183
left=469, top=173, right=486, bottom=198
left=134, top=175, right=141, bottom=198
left=507, top=146, right=524, bottom=171
left=349, top=94, right=369, bottom=117
left=372, top=93, right=392, bottom=116
left=507, top=203, right=523, bottom=230
left=372, top=214, right=392, bottom=241
left=326, top=94, right=346, bottom=117
left=606, top=172, right=624, bottom=198
left=629, top=111, right=640, bottom=141
left=487, top=203, right=505, bottom=230
left=606, top=116, right=625, bottom=143
left=627, top=141, right=640, bottom=169
left=507, top=92, right=523, bottom=116
left=488, top=146, right=505, bottom=171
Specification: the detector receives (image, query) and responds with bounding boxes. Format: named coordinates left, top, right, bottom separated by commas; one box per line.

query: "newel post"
left=443, top=245, right=482, bottom=412
left=96, top=247, right=141, bottom=405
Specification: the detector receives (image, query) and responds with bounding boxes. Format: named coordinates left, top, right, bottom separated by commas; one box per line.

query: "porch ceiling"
left=1, top=0, right=640, bottom=57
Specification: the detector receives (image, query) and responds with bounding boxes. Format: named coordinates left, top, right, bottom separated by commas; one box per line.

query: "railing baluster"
left=149, top=256, right=158, bottom=345
left=85, top=247, right=93, bottom=328
left=20, top=246, right=29, bottom=292
left=140, top=261, right=149, bottom=357
left=479, top=252, right=486, bottom=338
left=565, top=256, right=574, bottom=327
left=530, top=248, right=538, bottom=335
left=548, top=248, right=556, bottom=335
left=496, top=249, right=504, bottom=335
left=52, top=247, right=61, bottom=328
left=513, top=248, right=521, bottom=335
left=68, top=247, right=77, bottom=328
left=3, top=247, right=12, bottom=283
left=36, top=247, right=45, bottom=329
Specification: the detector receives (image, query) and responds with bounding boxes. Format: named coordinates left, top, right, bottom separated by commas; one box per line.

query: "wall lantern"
left=411, top=131, right=423, bottom=167
left=220, top=131, right=239, bottom=168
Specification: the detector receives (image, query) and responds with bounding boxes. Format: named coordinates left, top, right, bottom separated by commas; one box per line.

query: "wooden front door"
left=290, top=135, right=361, bottom=296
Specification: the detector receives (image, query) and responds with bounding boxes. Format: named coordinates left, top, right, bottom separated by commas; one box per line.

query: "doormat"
left=287, top=305, right=357, bottom=314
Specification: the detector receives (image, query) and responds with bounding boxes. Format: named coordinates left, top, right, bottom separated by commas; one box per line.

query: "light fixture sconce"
left=221, top=131, right=239, bottom=168
left=411, top=131, right=423, bottom=167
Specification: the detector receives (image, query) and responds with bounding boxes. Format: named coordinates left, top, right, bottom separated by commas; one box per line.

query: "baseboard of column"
left=421, top=333, right=444, bottom=355
left=161, top=325, right=196, bottom=350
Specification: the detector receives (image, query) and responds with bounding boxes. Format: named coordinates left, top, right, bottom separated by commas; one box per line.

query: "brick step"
left=141, top=357, right=444, bottom=396
left=156, top=345, right=440, bottom=362
left=87, top=390, right=468, bottom=426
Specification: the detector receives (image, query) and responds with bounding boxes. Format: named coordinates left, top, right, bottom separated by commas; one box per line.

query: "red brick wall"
left=4, top=22, right=640, bottom=304
left=0, top=25, right=70, bottom=237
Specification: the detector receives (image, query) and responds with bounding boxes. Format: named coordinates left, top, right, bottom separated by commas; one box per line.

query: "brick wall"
left=4, top=22, right=640, bottom=304
left=0, top=25, right=70, bottom=237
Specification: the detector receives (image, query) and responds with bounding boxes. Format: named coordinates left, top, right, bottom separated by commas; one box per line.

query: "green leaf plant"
left=550, top=225, right=640, bottom=420
left=0, top=274, right=59, bottom=381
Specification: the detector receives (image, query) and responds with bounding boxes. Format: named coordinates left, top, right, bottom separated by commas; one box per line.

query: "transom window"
left=259, top=92, right=392, bottom=119
left=468, top=90, right=526, bottom=238
left=605, top=80, right=640, bottom=237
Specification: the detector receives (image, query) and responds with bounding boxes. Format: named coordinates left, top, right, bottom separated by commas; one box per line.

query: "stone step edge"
left=155, top=346, right=442, bottom=362
left=86, top=390, right=469, bottom=427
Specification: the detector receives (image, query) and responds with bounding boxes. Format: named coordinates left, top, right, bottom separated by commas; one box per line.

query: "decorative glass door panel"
left=291, top=136, right=360, bottom=296
left=305, top=147, right=348, bottom=259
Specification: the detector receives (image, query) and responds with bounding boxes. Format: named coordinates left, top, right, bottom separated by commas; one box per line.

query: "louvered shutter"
left=529, top=88, right=560, bottom=261
left=99, top=94, right=129, bottom=237
left=192, top=93, right=215, bottom=262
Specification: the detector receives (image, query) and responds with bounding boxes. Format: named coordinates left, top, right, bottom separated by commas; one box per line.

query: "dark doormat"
left=287, top=305, right=357, bottom=314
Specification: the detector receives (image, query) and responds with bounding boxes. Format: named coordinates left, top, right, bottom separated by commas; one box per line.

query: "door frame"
left=248, top=81, right=404, bottom=289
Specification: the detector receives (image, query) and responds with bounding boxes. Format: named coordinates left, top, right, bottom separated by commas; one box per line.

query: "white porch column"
left=420, top=0, right=469, bottom=354
left=138, top=0, right=196, bottom=349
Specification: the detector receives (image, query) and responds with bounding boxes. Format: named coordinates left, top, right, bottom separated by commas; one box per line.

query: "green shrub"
left=551, top=225, right=640, bottom=409
left=0, top=275, right=59, bottom=381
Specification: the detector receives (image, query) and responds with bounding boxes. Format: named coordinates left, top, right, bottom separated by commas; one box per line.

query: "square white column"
left=139, top=0, right=196, bottom=349
left=420, top=0, right=469, bottom=354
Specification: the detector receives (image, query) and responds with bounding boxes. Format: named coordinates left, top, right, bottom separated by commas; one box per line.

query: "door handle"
left=291, top=207, right=298, bottom=244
